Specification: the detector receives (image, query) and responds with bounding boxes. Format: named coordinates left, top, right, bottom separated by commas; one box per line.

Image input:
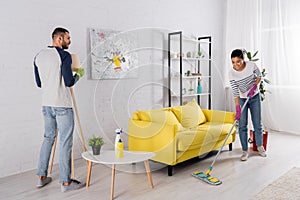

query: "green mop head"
left=192, top=167, right=222, bottom=185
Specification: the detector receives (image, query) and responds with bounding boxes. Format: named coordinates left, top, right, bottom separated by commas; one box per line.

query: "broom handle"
left=209, top=97, right=250, bottom=169
left=70, top=87, right=87, bottom=152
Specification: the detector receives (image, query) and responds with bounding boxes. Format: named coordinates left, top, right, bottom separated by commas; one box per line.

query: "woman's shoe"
left=257, top=146, right=267, bottom=157
left=240, top=151, right=248, bottom=161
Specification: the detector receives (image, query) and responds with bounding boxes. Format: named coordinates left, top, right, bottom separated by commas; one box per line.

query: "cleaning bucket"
left=248, top=130, right=268, bottom=151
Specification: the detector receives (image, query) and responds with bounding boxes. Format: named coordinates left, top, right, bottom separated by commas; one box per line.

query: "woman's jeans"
left=37, top=106, right=74, bottom=183
left=239, top=93, right=263, bottom=151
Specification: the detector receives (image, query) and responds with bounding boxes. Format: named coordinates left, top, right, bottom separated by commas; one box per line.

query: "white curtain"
left=225, top=0, right=300, bottom=134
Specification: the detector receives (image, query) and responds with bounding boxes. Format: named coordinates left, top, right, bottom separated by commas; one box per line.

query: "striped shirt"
left=229, top=61, right=261, bottom=98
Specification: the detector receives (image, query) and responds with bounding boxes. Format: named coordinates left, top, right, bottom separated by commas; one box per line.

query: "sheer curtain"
left=225, top=0, right=300, bottom=134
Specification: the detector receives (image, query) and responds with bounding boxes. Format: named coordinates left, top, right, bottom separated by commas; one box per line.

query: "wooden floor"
left=1, top=131, right=300, bottom=200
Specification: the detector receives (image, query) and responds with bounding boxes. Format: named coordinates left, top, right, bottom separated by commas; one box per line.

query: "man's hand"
left=247, top=84, right=257, bottom=99
left=76, top=67, right=85, bottom=78
left=235, top=105, right=241, bottom=121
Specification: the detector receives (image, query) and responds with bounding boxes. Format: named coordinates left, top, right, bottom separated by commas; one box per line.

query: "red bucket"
left=248, top=130, right=268, bottom=151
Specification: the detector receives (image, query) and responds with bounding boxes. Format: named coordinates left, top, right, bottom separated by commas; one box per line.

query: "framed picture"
left=89, top=28, right=138, bottom=79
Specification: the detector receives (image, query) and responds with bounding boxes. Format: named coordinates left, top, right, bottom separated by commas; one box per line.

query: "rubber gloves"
left=247, top=84, right=257, bottom=99
left=235, top=105, right=241, bottom=121
left=76, top=67, right=85, bottom=78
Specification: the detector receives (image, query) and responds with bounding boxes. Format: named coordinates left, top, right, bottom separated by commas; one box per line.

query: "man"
left=34, top=27, right=85, bottom=192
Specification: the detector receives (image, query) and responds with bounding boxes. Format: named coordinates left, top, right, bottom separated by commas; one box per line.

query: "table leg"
left=144, top=160, right=154, bottom=188
left=86, top=161, right=92, bottom=188
left=111, top=164, right=116, bottom=200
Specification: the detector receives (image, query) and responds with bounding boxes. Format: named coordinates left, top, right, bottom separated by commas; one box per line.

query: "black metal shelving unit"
left=168, top=31, right=212, bottom=109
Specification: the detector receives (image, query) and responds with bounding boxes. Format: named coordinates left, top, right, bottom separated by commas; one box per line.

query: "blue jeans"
left=37, top=106, right=74, bottom=183
left=239, top=93, right=263, bottom=151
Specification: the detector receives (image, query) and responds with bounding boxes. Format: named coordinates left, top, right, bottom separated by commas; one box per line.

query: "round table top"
left=81, top=150, right=155, bottom=165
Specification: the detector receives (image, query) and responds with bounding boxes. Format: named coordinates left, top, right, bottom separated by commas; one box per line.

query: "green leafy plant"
left=244, top=50, right=271, bottom=101
left=88, top=135, right=104, bottom=147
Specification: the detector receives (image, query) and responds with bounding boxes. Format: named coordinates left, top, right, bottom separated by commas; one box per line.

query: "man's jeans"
left=239, top=93, right=263, bottom=151
left=37, top=106, right=74, bottom=183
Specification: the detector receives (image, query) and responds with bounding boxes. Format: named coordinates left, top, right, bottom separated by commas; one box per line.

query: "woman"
left=229, top=49, right=266, bottom=161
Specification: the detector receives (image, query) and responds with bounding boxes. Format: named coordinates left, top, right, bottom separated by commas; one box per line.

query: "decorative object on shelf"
left=186, top=51, right=192, bottom=58
left=188, top=88, right=194, bottom=94
left=244, top=49, right=271, bottom=101
left=88, top=135, right=105, bottom=155
left=188, top=79, right=194, bottom=94
left=197, top=78, right=202, bottom=94
left=197, top=50, right=205, bottom=58
left=182, top=88, right=186, bottom=95
left=185, top=70, right=191, bottom=76
left=192, top=73, right=202, bottom=76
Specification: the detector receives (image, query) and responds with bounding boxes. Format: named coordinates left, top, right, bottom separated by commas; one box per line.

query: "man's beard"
left=62, top=41, right=69, bottom=49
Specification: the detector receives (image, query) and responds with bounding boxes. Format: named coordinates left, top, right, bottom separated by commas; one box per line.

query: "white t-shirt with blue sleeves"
left=34, top=46, right=79, bottom=107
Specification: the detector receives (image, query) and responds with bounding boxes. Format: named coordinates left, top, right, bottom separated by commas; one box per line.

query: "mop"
left=192, top=97, right=250, bottom=185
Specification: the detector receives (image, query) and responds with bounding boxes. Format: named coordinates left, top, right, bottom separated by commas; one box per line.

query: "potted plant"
left=88, top=135, right=104, bottom=155
left=244, top=50, right=271, bottom=101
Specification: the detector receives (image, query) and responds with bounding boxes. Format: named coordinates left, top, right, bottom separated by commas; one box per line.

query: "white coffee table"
left=82, top=150, right=155, bottom=200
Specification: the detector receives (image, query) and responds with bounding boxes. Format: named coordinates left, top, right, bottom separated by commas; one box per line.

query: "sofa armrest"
left=128, top=119, right=177, bottom=165
left=202, top=109, right=235, bottom=124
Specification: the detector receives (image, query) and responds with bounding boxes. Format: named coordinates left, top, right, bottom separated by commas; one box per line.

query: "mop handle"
left=209, top=97, right=250, bottom=169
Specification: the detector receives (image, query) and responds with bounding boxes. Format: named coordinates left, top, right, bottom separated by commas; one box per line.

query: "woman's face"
left=231, top=57, right=245, bottom=71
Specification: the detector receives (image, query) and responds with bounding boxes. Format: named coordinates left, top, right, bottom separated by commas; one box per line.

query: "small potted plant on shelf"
left=88, top=135, right=104, bottom=155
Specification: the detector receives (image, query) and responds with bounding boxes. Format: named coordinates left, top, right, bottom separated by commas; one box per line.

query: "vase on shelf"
left=197, top=79, right=202, bottom=94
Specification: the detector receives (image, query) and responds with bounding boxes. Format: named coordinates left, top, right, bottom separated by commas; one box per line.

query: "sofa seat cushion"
left=171, top=99, right=206, bottom=129
left=176, top=122, right=235, bottom=152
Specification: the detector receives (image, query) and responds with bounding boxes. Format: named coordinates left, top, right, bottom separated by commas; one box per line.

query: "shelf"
left=171, top=76, right=211, bottom=79
left=171, top=57, right=211, bottom=61
left=170, top=37, right=211, bottom=44
left=171, top=93, right=210, bottom=97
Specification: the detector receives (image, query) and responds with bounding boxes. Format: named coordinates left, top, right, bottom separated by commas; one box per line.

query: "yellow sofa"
left=128, top=99, right=236, bottom=176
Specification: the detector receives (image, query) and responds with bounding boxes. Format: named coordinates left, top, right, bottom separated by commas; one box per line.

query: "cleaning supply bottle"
left=116, top=139, right=124, bottom=158
left=197, top=80, right=202, bottom=94
left=114, top=128, right=122, bottom=152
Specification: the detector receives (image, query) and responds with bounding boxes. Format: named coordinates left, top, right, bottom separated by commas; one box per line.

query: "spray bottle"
left=114, top=128, right=122, bottom=152
left=116, top=138, right=124, bottom=158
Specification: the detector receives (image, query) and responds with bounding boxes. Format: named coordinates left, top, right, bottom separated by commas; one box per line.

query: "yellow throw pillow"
left=171, top=99, right=206, bottom=128
left=137, top=109, right=184, bottom=130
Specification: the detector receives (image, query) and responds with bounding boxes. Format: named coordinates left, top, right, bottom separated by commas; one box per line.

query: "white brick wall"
left=0, top=0, right=226, bottom=178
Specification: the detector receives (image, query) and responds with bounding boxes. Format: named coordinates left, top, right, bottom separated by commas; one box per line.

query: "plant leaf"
left=253, top=51, right=258, bottom=58
left=264, top=79, right=271, bottom=84
left=247, top=52, right=251, bottom=60
left=251, top=58, right=259, bottom=62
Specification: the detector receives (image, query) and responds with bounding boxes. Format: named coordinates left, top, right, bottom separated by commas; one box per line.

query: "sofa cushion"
left=137, top=109, right=185, bottom=131
left=176, top=122, right=235, bottom=151
left=171, top=99, right=207, bottom=128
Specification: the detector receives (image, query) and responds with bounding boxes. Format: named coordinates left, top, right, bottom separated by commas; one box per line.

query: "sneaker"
left=61, top=179, right=85, bottom=192
left=257, top=146, right=267, bottom=157
left=240, top=151, right=248, bottom=161
left=36, top=177, right=52, bottom=188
